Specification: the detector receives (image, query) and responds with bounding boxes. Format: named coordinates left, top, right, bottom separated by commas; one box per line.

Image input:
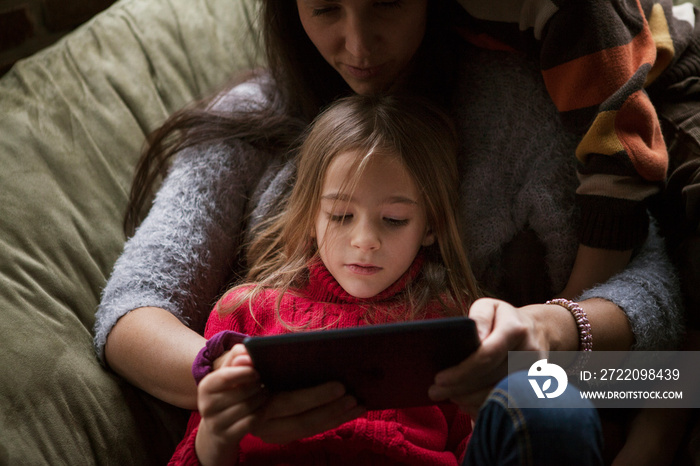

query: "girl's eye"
left=384, top=217, right=409, bottom=227
left=329, top=214, right=352, bottom=223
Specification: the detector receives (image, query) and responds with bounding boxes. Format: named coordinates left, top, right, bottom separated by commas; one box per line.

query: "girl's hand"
left=428, top=297, right=577, bottom=417
left=195, top=345, right=367, bottom=465
left=195, top=344, right=266, bottom=466
left=249, top=381, right=366, bottom=444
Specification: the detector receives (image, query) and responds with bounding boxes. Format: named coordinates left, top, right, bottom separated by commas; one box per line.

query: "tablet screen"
left=244, top=316, right=479, bottom=410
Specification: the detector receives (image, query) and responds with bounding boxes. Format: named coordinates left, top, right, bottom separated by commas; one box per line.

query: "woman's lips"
left=344, top=64, right=383, bottom=80
left=346, top=264, right=382, bottom=275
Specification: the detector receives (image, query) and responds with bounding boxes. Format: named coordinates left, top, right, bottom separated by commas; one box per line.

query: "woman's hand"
left=428, top=297, right=578, bottom=417
left=195, top=344, right=366, bottom=466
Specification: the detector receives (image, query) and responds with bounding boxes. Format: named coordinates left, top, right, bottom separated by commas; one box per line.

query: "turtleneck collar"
left=302, top=254, right=425, bottom=305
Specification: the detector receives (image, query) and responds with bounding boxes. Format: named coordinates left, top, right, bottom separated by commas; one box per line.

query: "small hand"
left=196, top=346, right=366, bottom=466
left=195, top=344, right=266, bottom=466
left=250, top=381, right=366, bottom=444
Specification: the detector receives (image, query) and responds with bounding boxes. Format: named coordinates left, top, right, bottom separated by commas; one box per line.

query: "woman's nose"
left=344, top=14, right=375, bottom=59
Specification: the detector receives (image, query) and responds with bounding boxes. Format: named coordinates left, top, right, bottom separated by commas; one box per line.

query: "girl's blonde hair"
left=218, top=94, right=480, bottom=323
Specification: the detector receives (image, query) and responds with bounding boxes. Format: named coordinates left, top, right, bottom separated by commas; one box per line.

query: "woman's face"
left=296, top=0, right=428, bottom=95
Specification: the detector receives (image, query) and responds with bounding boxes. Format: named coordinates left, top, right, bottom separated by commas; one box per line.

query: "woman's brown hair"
left=123, top=0, right=464, bottom=236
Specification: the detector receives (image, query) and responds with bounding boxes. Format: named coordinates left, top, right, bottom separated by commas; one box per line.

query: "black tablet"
left=243, top=316, right=479, bottom=410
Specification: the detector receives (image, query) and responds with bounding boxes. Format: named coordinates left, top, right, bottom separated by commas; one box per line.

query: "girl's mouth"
left=346, top=263, right=382, bottom=275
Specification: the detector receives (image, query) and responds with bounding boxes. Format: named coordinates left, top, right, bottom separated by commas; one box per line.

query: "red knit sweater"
left=169, top=260, right=472, bottom=465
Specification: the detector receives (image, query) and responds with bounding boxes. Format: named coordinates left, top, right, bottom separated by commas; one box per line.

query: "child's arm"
left=558, top=244, right=632, bottom=299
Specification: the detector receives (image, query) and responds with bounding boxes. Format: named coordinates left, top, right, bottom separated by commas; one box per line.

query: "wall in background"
left=0, top=0, right=116, bottom=75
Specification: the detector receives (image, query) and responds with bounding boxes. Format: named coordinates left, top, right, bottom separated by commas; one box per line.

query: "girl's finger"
left=219, top=344, right=250, bottom=368
left=262, top=381, right=347, bottom=419
left=253, top=394, right=365, bottom=444
left=204, top=390, right=269, bottom=435
left=200, top=365, right=260, bottom=395
left=199, top=367, right=264, bottom=416
left=201, top=379, right=266, bottom=416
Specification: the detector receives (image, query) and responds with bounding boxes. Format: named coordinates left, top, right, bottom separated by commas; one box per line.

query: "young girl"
left=169, top=94, right=481, bottom=465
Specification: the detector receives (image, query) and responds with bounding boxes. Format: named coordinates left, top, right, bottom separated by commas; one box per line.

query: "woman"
left=95, top=0, right=684, bottom=462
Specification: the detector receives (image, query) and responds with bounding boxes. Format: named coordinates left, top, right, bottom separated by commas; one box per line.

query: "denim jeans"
left=463, top=371, right=603, bottom=466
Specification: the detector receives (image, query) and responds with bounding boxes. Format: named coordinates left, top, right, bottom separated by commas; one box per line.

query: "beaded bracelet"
left=545, top=298, right=593, bottom=352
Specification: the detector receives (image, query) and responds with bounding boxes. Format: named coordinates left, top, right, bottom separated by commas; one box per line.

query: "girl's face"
left=296, top=0, right=428, bottom=95
left=314, top=150, right=434, bottom=298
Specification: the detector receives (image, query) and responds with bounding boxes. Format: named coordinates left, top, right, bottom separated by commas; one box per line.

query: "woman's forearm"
left=104, top=306, right=205, bottom=409
left=527, top=297, right=634, bottom=353
left=579, top=297, right=634, bottom=351
left=548, top=298, right=634, bottom=351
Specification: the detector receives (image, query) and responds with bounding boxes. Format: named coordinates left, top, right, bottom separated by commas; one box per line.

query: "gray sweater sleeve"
left=93, top=86, right=274, bottom=362
left=579, top=222, right=684, bottom=350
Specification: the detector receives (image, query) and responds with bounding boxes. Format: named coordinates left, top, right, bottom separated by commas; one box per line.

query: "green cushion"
left=0, top=0, right=260, bottom=463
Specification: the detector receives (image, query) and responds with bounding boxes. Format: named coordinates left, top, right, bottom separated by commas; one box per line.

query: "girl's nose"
left=350, top=221, right=380, bottom=251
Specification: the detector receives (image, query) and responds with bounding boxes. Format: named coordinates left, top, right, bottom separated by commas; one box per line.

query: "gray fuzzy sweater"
left=94, top=46, right=684, bottom=361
